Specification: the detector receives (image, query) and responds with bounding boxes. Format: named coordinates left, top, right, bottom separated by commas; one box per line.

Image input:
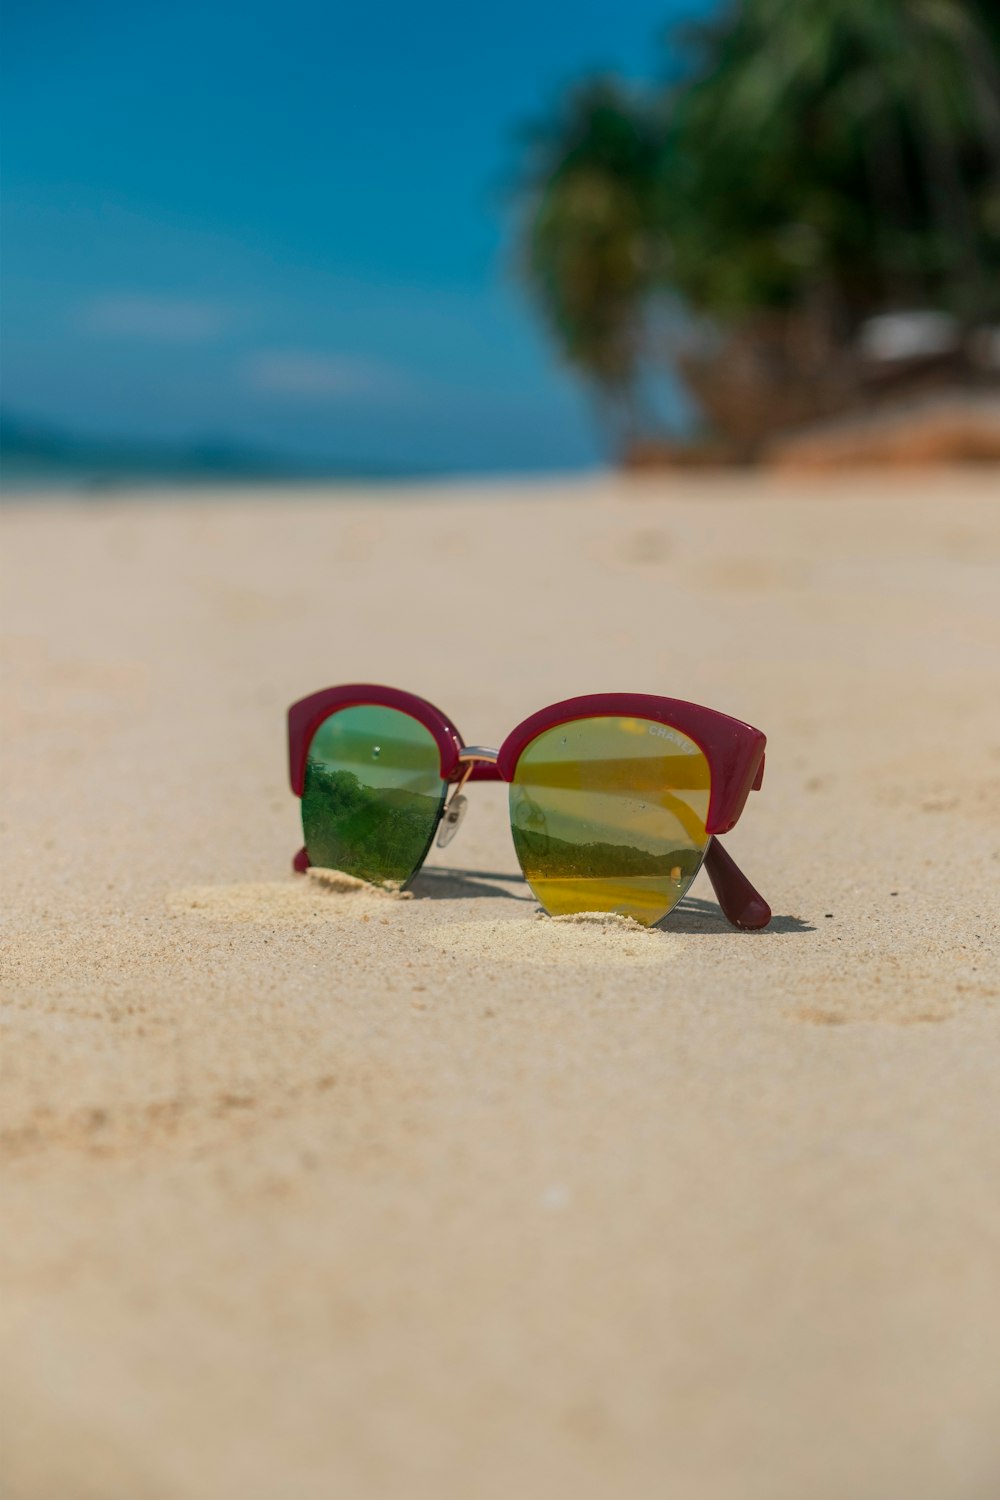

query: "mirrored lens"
left=302, top=704, right=446, bottom=887
left=510, top=716, right=711, bottom=924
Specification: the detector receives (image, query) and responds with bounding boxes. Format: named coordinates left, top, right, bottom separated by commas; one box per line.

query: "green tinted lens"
left=510, top=715, right=712, bottom=925
left=302, top=704, right=446, bottom=887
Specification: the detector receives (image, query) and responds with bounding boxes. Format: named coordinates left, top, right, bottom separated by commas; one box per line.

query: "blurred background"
left=2, top=0, right=999, bottom=485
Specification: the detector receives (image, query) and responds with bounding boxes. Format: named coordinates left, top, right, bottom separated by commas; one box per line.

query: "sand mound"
left=306, top=866, right=412, bottom=898
left=166, top=879, right=405, bottom=923
left=416, top=917, right=680, bottom=966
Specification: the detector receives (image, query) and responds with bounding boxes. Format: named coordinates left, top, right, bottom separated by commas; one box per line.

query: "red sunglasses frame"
left=288, top=684, right=771, bottom=929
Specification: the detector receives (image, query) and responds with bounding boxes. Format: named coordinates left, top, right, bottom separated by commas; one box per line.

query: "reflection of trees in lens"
left=511, top=825, right=702, bottom=881
left=510, top=788, right=551, bottom=857
left=303, top=764, right=443, bottom=885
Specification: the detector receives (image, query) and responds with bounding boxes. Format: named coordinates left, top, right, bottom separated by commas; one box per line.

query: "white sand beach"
left=2, top=470, right=999, bottom=1499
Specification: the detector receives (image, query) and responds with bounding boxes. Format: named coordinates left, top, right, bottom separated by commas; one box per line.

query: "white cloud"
left=78, top=294, right=231, bottom=342
left=242, top=350, right=404, bottom=399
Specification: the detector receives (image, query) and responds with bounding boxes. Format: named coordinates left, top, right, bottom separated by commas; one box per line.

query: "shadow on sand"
left=409, top=866, right=536, bottom=902
left=660, top=896, right=815, bottom=935
left=410, top=866, right=814, bottom=933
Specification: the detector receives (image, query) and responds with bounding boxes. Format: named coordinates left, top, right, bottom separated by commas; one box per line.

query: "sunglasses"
left=287, top=685, right=770, bottom=930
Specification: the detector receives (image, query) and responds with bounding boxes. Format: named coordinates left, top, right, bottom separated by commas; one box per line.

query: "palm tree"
left=518, top=0, right=1000, bottom=455
left=665, top=0, right=1000, bottom=322
left=518, top=80, right=666, bottom=444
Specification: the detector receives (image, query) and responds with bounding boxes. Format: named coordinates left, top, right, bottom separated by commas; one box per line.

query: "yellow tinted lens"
left=510, top=716, right=711, bottom=925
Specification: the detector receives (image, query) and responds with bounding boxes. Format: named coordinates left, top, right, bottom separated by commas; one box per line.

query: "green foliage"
left=519, top=80, right=666, bottom=429
left=665, top=0, right=1000, bottom=321
left=517, top=0, right=1000, bottom=418
left=512, top=824, right=703, bottom=880
left=302, top=763, right=443, bottom=886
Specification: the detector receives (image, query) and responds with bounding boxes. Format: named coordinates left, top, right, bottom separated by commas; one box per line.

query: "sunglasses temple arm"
left=703, top=837, right=771, bottom=930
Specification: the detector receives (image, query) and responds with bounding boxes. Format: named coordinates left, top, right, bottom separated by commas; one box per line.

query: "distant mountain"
left=0, top=410, right=406, bottom=488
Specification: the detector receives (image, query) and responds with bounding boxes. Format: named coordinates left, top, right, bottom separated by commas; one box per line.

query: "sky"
left=2, top=0, right=714, bottom=473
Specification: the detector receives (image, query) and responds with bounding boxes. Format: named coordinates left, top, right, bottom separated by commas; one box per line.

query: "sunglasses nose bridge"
left=455, top=745, right=503, bottom=783
left=436, top=746, right=500, bottom=849
left=457, top=746, right=499, bottom=766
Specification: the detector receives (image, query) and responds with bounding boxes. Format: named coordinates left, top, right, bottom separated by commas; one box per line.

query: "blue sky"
left=2, top=0, right=713, bottom=472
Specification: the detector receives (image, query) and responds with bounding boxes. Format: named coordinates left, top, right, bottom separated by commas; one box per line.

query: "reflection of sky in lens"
left=513, top=719, right=709, bottom=854
left=513, top=789, right=707, bottom=854
left=2, top=1, right=713, bottom=473
left=310, top=707, right=443, bottom=795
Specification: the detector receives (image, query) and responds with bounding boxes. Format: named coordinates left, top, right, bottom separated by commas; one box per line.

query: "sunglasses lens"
left=302, top=704, right=446, bottom=887
left=510, top=716, right=711, bottom=924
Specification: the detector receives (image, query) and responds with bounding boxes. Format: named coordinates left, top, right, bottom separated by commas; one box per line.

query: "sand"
left=2, top=470, right=999, bottom=1500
